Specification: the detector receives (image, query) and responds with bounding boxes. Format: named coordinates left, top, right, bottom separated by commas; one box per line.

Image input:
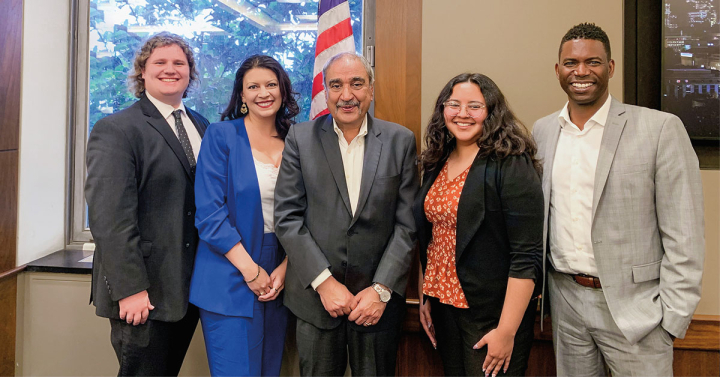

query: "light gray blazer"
left=532, top=98, right=705, bottom=344
left=275, top=114, right=419, bottom=330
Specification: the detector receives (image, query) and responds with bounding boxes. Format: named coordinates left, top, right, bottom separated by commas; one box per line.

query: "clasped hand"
left=316, top=278, right=386, bottom=325
left=246, top=261, right=286, bottom=302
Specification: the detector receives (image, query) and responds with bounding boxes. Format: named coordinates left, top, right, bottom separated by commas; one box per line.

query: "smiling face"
left=241, top=67, right=282, bottom=122
left=556, top=38, right=615, bottom=111
left=141, top=44, right=190, bottom=108
left=324, top=56, right=374, bottom=130
left=443, top=82, right=487, bottom=147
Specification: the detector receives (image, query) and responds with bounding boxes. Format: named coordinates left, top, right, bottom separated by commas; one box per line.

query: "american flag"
left=310, top=0, right=356, bottom=120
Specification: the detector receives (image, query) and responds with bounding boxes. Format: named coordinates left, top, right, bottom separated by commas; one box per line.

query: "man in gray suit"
left=275, top=53, right=418, bottom=376
left=532, top=23, right=704, bottom=376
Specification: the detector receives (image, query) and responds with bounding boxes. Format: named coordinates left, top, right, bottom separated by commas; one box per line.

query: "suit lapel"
left=185, top=108, right=206, bottom=138
left=415, top=165, right=442, bottom=249
left=455, top=155, right=486, bottom=262
left=351, top=117, right=381, bottom=227
left=542, top=119, right=561, bottom=219
left=235, top=118, right=264, bottom=246
left=319, top=116, right=353, bottom=216
left=592, top=99, right=627, bottom=221
left=139, top=96, right=194, bottom=181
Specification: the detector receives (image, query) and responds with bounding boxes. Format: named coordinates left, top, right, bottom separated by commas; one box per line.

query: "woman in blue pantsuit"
left=189, top=55, right=299, bottom=376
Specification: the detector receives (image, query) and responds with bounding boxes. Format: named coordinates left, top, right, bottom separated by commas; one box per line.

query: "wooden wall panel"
left=396, top=304, right=443, bottom=376
left=674, top=349, right=720, bottom=377
left=0, top=0, right=22, bottom=152
left=374, top=0, right=423, bottom=152
left=0, top=151, right=19, bottom=273
left=0, top=277, right=17, bottom=377
left=0, top=0, right=22, bottom=374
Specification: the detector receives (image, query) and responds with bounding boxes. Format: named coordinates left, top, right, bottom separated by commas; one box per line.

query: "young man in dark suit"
left=85, top=32, right=209, bottom=376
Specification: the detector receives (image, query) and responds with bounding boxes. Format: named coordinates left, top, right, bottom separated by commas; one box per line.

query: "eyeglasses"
left=443, top=101, right=486, bottom=118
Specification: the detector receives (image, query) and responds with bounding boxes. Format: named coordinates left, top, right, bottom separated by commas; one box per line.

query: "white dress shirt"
left=311, top=116, right=369, bottom=290
left=146, top=93, right=202, bottom=160
left=549, top=95, right=612, bottom=276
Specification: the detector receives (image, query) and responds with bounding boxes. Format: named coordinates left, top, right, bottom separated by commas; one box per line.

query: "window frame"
left=67, top=0, right=376, bottom=246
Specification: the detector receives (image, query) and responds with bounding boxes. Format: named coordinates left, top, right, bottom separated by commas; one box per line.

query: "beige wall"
left=421, top=0, right=623, bottom=132
left=421, top=0, right=719, bottom=316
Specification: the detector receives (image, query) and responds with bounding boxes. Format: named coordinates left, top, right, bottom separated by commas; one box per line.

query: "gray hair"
left=322, top=52, right=375, bottom=89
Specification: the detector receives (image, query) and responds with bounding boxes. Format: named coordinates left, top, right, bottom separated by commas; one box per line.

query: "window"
left=69, top=0, right=372, bottom=244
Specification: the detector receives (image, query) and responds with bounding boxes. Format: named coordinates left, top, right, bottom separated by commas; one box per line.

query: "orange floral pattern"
left=422, top=161, right=470, bottom=309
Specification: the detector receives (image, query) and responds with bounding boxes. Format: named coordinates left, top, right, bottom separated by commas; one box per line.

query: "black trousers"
left=295, top=316, right=402, bottom=376
left=109, top=304, right=199, bottom=376
left=432, top=297, right=536, bottom=377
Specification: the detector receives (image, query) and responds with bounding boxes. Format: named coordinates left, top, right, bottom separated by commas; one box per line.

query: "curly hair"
left=128, top=32, right=198, bottom=98
left=559, top=23, right=611, bottom=59
left=220, top=55, right=299, bottom=141
left=420, top=73, right=541, bottom=174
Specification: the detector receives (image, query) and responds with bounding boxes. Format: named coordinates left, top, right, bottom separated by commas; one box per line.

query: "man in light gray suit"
left=275, top=53, right=418, bottom=376
left=532, top=23, right=705, bottom=376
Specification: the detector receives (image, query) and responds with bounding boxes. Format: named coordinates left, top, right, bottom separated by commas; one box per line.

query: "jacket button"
left=341, top=261, right=347, bottom=267
left=185, top=243, right=190, bottom=248
left=187, top=211, right=192, bottom=216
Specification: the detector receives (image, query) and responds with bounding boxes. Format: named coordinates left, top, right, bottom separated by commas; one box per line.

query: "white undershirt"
left=311, top=115, right=369, bottom=290
left=254, top=157, right=279, bottom=233
left=146, top=92, right=202, bottom=160
left=549, top=95, right=612, bottom=276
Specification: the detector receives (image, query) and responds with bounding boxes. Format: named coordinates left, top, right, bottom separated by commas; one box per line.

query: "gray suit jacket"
left=533, top=98, right=705, bottom=344
left=275, top=114, right=419, bottom=330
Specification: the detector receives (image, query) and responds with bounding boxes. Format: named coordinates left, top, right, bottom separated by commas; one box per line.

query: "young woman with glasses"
left=413, top=73, right=543, bottom=377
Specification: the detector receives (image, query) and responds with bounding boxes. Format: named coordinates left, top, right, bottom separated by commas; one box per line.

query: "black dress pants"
left=109, top=304, right=199, bottom=376
left=432, top=297, right=536, bottom=377
left=296, top=316, right=402, bottom=376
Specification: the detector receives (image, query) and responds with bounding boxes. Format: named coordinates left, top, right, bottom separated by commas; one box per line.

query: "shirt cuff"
left=311, top=269, right=332, bottom=290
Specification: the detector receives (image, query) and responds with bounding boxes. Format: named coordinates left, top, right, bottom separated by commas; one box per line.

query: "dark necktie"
left=172, top=110, right=197, bottom=174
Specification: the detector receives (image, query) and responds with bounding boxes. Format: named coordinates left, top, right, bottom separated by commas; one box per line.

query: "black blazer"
left=413, top=153, right=543, bottom=329
left=85, top=95, right=209, bottom=322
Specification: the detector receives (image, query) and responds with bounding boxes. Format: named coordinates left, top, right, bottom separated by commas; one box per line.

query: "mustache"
left=336, top=100, right=360, bottom=107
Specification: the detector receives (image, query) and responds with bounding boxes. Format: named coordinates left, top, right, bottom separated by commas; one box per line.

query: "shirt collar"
left=146, top=92, right=186, bottom=120
left=333, top=115, right=369, bottom=140
left=558, top=94, right=613, bottom=131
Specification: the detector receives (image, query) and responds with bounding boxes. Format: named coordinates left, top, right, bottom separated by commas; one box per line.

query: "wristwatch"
left=372, top=283, right=392, bottom=303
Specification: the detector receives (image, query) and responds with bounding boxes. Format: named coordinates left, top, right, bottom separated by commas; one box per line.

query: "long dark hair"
left=420, top=73, right=541, bottom=174
left=221, top=55, right=300, bottom=140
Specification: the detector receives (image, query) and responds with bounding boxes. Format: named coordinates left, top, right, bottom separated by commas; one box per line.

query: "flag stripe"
left=317, top=1, right=351, bottom=31
left=310, top=89, right=330, bottom=119
left=315, top=18, right=353, bottom=57
left=312, top=37, right=355, bottom=79
left=310, top=0, right=355, bottom=120
left=312, top=73, right=325, bottom=98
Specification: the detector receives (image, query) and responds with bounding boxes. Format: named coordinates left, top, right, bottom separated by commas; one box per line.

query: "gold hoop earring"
left=240, top=102, right=248, bottom=114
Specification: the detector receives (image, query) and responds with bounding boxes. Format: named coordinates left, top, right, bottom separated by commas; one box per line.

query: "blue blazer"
left=189, top=118, right=268, bottom=317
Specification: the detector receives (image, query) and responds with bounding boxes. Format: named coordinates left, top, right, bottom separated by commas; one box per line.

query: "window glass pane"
left=88, top=0, right=363, bottom=131
left=661, top=0, right=719, bottom=140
